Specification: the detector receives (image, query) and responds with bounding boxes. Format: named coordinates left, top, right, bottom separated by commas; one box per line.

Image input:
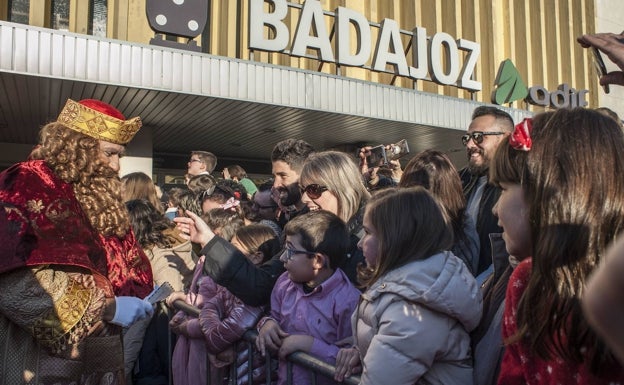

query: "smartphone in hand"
left=591, top=47, right=610, bottom=94
left=366, top=145, right=387, bottom=168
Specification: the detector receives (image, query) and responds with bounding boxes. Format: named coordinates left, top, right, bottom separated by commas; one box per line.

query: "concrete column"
left=120, top=125, right=153, bottom=178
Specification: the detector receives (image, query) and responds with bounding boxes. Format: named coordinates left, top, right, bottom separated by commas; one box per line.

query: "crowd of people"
left=1, top=31, right=624, bottom=385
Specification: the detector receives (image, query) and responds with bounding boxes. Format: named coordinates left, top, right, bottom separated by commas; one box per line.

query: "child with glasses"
left=255, top=210, right=361, bottom=385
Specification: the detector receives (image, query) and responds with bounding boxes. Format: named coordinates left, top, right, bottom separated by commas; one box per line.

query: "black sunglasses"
left=300, top=184, right=328, bottom=200
left=461, top=131, right=506, bottom=145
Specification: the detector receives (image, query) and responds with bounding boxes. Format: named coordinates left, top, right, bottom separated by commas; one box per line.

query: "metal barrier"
left=171, top=300, right=361, bottom=385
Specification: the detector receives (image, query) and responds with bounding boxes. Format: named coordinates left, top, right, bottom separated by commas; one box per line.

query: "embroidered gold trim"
left=57, top=99, right=142, bottom=145
left=32, top=277, right=93, bottom=346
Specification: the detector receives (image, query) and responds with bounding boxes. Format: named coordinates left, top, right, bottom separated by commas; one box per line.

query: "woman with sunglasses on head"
left=298, top=150, right=371, bottom=286
left=492, top=108, right=624, bottom=384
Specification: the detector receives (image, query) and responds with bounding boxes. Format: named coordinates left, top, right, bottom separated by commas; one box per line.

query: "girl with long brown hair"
left=493, top=108, right=624, bottom=383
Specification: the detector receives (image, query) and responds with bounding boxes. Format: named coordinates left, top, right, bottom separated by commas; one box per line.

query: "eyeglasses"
left=461, top=131, right=506, bottom=146
left=300, top=184, right=328, bottom=200
left=280, top=247, right=317, bottom=262
left=188, top=158, right=203, bottom=164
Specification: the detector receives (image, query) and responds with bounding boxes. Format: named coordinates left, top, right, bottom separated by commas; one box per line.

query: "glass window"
left=8, top=0, right=30, bottom=25
left=89, top=0, right=107, bottom=37
left=51, top=0, right=69, bottom=31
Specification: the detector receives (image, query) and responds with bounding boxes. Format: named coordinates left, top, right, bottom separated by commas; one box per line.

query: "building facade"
left=0, top=0, right=621, bottom=180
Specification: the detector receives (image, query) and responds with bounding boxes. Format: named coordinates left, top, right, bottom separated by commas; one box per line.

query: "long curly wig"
left=30, top=122, right=130, bottom=238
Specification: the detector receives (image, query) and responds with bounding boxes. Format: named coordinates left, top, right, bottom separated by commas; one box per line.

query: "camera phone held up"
left=365, top=139, right=410, bottom=168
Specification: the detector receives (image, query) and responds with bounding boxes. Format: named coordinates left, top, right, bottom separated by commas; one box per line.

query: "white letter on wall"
left=457, top=39, right=481, bottom=91
left=249, top=0, right=289, bottom=52
left=335, top=6, right=371, bottom=67
left=372, top=18, right=409, bottom=76
left=429, top=32, right=460, bottom=85
left=291, top=0, right=334, bottom=61
left=409, top=26, right=428, bottom=79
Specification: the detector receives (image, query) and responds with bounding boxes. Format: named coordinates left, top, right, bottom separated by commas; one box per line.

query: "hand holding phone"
left=366, top=145, right=386, bottom=169
left=592, top=47, right=610, bottom=94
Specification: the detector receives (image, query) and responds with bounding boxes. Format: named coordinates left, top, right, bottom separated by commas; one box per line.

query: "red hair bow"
left=509, top=118, right=533, bottom=151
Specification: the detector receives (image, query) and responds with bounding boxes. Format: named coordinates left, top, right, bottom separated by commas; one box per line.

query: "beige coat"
left=145, top=229, right=197, bottom=292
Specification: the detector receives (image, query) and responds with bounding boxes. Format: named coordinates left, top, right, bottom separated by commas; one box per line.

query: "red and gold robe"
left=0, top=160, right=153, bottom=384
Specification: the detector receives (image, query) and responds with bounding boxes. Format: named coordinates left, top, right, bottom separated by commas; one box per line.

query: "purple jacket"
left=269, top=268, right=360, bottom=385
left=200, top=285, right=269, bottom=384
left=171, top=256, right=219, bottom=385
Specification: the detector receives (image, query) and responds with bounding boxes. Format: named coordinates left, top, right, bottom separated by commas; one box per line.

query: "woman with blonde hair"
left=298, top=150, right=370, bottom=285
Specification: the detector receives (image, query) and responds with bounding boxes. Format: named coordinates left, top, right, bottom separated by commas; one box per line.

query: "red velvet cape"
left=0, top=160, right=152, bottom=298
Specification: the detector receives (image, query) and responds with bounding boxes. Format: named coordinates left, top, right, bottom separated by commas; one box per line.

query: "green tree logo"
left=491, top=59, right=529, bottom=105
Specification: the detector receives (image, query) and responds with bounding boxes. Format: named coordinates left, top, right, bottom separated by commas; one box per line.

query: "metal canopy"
left=0, top=21, right=530, bottom=173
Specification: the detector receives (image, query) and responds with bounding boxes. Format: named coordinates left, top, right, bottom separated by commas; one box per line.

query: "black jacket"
left=201, top=208, right=366, bottom=307
left=201, top=236, right=283, bottom=307
left=471, top=233, right=511, bottom=385
left=460, top=167, right=504, bottom=275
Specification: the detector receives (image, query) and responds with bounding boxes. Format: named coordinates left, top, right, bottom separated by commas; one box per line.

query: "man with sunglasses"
left=460, top=106, right=514, bottom=278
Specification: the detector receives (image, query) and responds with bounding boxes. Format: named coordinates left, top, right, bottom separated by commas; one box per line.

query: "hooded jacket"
left=354, top=251, right=482, bottom=385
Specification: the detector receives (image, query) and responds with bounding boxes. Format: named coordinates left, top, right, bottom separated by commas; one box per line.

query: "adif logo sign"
left=491, top=60, right=528, bottom=105
left=492, top=59, right=588, bottom=109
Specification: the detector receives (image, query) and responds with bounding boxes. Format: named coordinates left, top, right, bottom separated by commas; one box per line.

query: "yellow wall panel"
left=0, top=1, right=7, bottom=20
left=30, top=0, right=50, bottom=28
left=3, top=0, right=599, bottom=108
left=108, top=0, right=129, bottom=41
left=69, top=0, right=89, bottom=35
left=558, top=0, right=572, bottom=83
left=127, top=0, right=151, bottom=44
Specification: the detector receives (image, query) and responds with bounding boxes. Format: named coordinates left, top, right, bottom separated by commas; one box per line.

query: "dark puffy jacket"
left=471, top=233, right=511, bottom=385
left=200, top=285, right=265, bottom=354
left=460, top=167, right=504, bottom=275
left=201, top=237, right=284, bottom=306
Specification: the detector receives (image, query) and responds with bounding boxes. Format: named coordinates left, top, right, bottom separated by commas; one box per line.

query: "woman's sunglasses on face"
left=299, top=184, right=328, bottom=200
left=461, top=131, right=506, bottom=146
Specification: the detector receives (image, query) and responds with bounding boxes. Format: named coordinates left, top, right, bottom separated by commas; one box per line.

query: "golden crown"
left=57, top=99, right=142, bottom=145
